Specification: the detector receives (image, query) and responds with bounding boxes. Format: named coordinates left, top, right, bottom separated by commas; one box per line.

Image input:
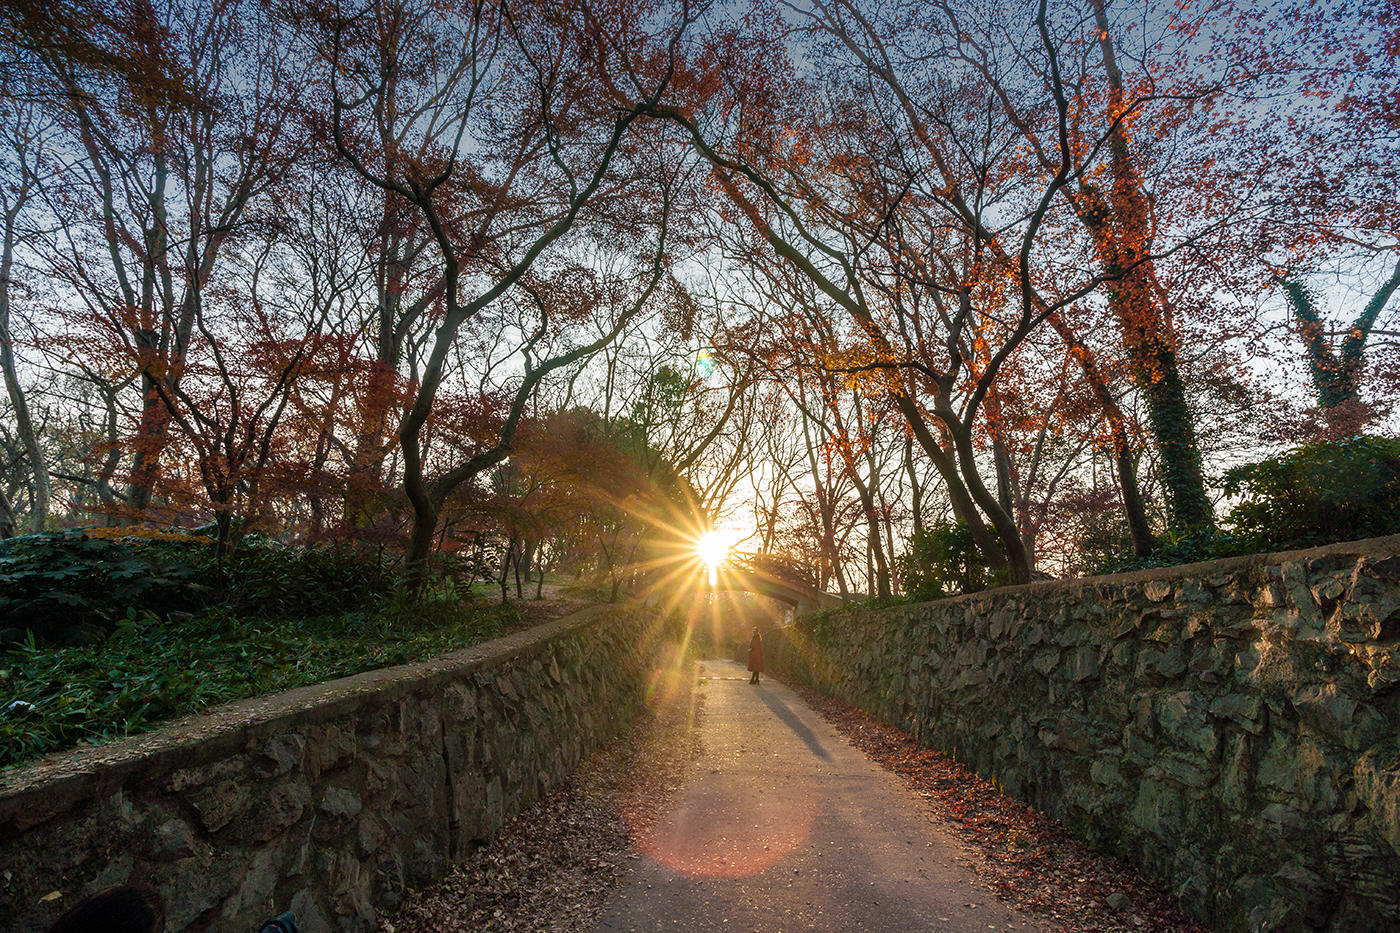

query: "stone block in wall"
left=1355, top=747, right=1400, bottom=857
left=161, top=847, right=247, bottom=929
left=1290, top=683, right=1357, bottom=744
left=1187, top=638, right=1234, bottom=684
left=303, top=722, right=357, bottom=781
left=1061, top=645, right=1099, bottom=683
left=1209, top=694, right=1264, bottom=733
left=1029, top=648, right=1059, bottom=675
left=772, top=536, right=1400, bottom=931
left=257, top=734, right=307, bottom=778
left=1136, top=644, right=1188, bottom=681
left=0, top=604, right=661, bottom=932
left=1155, top=692, right=1217, bottom=758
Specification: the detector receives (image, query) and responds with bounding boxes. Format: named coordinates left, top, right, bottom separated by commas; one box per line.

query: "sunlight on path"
left=634, top=666, right=818, bottom=878
left=598, top=660, right=1044, bottom=933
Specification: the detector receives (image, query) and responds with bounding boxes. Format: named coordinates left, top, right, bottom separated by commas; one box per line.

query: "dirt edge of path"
left=383, top=660, right=705, bottom=932
left=789, top=684, right=1210, bottom=933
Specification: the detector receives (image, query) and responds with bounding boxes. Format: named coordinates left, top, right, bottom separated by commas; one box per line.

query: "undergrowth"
left=0, top=596, right=524, bottom=770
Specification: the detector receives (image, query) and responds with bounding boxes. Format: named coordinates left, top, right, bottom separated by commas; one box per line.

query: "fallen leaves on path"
left=791, top=687, right=1210, bottom=933
left=383, top=662, right=703, bottom=932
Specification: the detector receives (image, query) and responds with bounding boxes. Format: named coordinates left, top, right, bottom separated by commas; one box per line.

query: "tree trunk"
left=1279, top=258, right=1400, bottom=423
left=852, top=478, right=891, bottom=598
left=499, top=533, right=516, bottom=604
left=937, top=404, right=1032, bottom=584
left=891, top=392, right=1010, bottom=575
left=1048, top=313, right=1154, bottom=555
left=214, top=507, right=235, bottom=560
left=832, top=549, right=849, bottom=601
left=904, top=433, right=924, bottom=536
left=1112, top=423, right=1154, bottom=557
left=127, top=371, right=167, bottom=514
left=1084, top=0, right=1212, bottom=534
left=513, top=538, right=526, bottom=599
left=402, top=493, right=439, bottom=595
left=0, top=203, right=49, bottom=532
left=992, top=436, right=1014, bottom=517
left=345, top=362, right=399, bottom=529
left=0, top=485, right=16, bottom=539
left=1139, top=356, right=1212, bottom=531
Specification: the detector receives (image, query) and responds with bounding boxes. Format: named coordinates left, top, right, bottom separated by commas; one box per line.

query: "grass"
left=0, top=596, right=531, bottom=771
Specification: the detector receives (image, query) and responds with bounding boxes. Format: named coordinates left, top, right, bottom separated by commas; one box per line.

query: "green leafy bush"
left=1222, top=434, right=1400, bottom=552
left=896, top=520, right=1000, bottom=601
left=1089, top=527, right=1244, bottom=575
left=0, top=531, right=399, bottom=644
left=214, top=545, right=397, bottom=617
left=0, top=597, right=515, bottom=769
left=0, top=532, right=208, bottom=643
left=1087, top=435, right=1400, bottom=574
left=1063, top=493, right=1142, bottom=576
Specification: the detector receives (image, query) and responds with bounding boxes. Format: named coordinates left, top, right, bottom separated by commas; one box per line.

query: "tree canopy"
left=1, top=0, right=1397, bottom=604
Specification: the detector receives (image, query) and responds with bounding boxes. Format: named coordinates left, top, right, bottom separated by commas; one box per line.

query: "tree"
left=29, top=0, right=304, bottom=517
left=884, top=0, right=1245, bottom=537
left=501, top=406, right=700, bottom=601
left=781, top=357, right=897, bottom=598
left=322, top=0, right=704, bottom=589
left=1264, top=0, right=1400, bottom=438
left=1277, top=264, right=1400, bottom=435
left=0, top=75, right=51, bottom=532
left=645, top=0, right=1203, bottom=583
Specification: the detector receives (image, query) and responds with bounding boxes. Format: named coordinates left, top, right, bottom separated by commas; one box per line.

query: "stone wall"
left=762, top=537, right=1400, bottom=932
left=0, top=603, right=664, bottom=932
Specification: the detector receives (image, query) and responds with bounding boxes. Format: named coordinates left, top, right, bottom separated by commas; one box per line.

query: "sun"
left=695, top=531, right=730, bottom=570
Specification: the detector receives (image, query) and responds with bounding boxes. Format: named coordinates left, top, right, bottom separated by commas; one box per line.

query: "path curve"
left=596, top=659, right=1044, bottom=932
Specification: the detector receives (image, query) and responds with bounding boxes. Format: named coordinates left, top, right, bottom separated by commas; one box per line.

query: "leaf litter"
left=382, top=661, right=703, bottom=932
left=790, top=685, right=1210, bottom=933
left=382, top=663, right=1205, bottom=933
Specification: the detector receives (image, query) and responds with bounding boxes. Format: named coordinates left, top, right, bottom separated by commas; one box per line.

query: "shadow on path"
left=597, top=659, right=1044, bottom=932
left=757, top=686, right=830, bottom=760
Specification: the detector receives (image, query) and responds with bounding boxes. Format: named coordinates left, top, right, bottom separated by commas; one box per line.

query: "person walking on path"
left=747, top=627, right=764, bottom=684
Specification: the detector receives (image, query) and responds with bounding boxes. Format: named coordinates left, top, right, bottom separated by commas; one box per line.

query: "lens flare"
left=636, top=787, right=817, bottom=878
left=694, top=348, right=716, bottom=379
left=695, top=531, right=729, bottom=569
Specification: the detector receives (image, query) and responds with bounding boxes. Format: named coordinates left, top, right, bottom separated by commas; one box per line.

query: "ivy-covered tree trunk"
left=1279, top=259, right=1400, bottom=417
left=1137, top=349, right=1213, bottom=532
left=1078, top=0, right=1213, bottom=535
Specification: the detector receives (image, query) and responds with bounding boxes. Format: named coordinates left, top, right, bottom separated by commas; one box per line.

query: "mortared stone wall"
left=0, top=603, right=665, bottom=932
left=762, top=537, right=1400, bottom=932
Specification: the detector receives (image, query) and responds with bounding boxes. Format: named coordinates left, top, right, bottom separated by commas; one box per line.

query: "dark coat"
left=747, top=631, right=765, bottom=673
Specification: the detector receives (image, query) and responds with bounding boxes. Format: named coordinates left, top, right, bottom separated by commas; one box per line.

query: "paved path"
left=596, top=660, right=1043, bottom=933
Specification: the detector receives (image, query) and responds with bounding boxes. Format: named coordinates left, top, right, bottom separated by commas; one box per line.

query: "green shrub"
left=1087, top=435, right=1400, bottom=574
left=896, top=520, right=1000, bottom=601
left=1088, top=527, right=1245, bottom=575
left=1065, top=503, right=1138, bottom=576
left=0, top=532, right=209, bottom=643
left=0, top=597, right=515, bottom=769
left=215, top=545, right=397, bottom=616
left=0, top=531, right=400, bottom=644
left=1222, top=434, right=1400, bottom=551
